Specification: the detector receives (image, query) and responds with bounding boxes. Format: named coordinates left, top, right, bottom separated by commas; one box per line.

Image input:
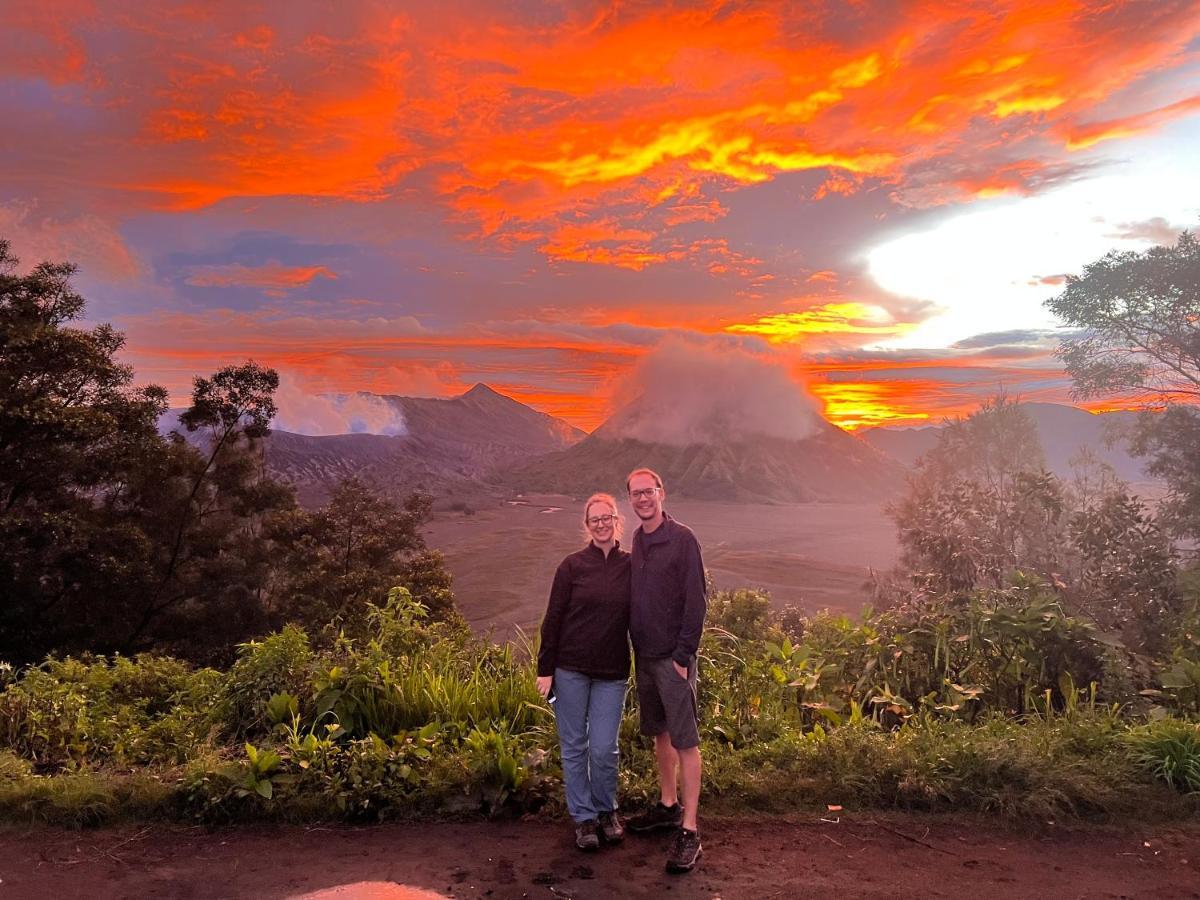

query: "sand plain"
left=423, top=496, right=899, bottom=639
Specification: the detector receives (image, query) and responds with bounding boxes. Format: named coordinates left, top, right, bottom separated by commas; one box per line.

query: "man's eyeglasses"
left=629, top=487, right=660, bottom=500
left=586, top=514, right=617, bottom=526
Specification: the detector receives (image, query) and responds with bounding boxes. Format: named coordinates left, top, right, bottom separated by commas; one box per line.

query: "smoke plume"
left=273, top=374, right=407, bottom=436
left=601, top=339, right=823, bottom=444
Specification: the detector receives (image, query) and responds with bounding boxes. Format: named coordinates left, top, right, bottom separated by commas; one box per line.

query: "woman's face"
left=585, top=501, right=618, bottom=543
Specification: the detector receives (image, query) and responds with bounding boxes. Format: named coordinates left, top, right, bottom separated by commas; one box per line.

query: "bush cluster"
left=0, top=581, right=1198, bottom=827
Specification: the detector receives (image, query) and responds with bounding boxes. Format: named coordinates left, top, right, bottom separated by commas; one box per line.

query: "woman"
left=536, top=492, right=631, bottom=851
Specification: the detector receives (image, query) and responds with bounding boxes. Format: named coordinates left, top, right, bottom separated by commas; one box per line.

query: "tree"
left=0, top=240, right=168, bottom=511
left=915, top=393, right=1045, bottom=493
left=0, top=241, right=295, bottom=663
left=0, top=240, right=457, bottom=664
left=889, top=395, right=1182, bottom=651
left=1067, top=488, right=1178, bottom=651
left=0, top=240, right=169, bottom=660
left=888, top=396, right=1064, bottom=592
left=121, top=362, right=295, bottom=659
left=1046, top=230, right=1199, bottom=404
left=269, top=477, right=455, bottom=631
left=1046, top=229, right=1200, bottom=541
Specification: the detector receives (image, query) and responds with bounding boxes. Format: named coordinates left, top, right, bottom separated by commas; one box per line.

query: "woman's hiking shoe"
left=626, top=802, right=683, bottom=834
left=598, top=811, right=625, bottom=843
left=666, top=827, right=702, bottom=873
left=575, top=820, right=600, bottom=851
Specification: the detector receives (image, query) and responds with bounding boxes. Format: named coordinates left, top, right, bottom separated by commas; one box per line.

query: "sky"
left=2, top=0, right=1199, bottom=432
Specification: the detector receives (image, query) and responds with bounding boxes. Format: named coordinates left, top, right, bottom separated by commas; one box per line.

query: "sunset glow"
left=2, top=1, right=1199, bottom=432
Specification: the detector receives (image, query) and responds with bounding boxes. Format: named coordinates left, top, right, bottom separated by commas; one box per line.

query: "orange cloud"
left=7, top=2, right=1196, bottom=274
left=809, top=380, right=937, bottom=430
left=726, top=303, right=913, bottom=343
left=1066, top=93, right=1200, bottom=150
left=184, top=262, right=338, bottom=292
left=5, top=0, right=1200, bottom=297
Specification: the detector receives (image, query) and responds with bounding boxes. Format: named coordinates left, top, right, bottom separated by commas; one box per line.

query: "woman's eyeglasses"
left=586, top=514, right=616, bottom=526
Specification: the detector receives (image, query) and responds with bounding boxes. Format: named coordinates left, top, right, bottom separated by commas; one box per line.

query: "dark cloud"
left=951, top=329, right=1055, bottom=350
left=1104, top=217, right=1186, bottom=245
left=968, top=345, right=1054, bottom=359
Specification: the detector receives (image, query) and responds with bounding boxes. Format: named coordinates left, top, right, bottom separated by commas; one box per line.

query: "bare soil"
left=425, top=497, right=899, bottom=639
left=2, top=814, right=1197, bottom=899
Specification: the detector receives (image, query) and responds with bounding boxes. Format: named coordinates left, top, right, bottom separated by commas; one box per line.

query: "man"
left=624, top=467, right=706, bottom=874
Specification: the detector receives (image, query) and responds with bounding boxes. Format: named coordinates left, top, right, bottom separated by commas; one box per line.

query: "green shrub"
left=1124, top=719, right=1200, bottom=793
left=1, top=577, right=1196, bottom=826
left=217, top=626, right=315, bottom=737
left=0, top=655, right=216, bottom=770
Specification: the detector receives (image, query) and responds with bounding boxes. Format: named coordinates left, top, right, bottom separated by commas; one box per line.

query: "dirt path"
left=0, top=814, right=1197, bottom=899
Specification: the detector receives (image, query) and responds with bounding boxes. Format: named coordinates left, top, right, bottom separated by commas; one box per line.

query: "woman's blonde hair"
left=581, top=492, right=623, bottom=544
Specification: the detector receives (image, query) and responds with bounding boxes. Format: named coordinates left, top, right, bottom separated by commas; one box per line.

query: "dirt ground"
left=1, top=814, right=1197, bottom=900
left=425, top=497, right=899, bottom=639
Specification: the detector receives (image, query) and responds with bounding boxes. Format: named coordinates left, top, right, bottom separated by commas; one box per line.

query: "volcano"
left=261, top=384, right=584, bottom=506
left=498, top=395, right=904, bottom=503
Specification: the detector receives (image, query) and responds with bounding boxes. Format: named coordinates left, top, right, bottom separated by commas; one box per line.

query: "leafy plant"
left=240, top=743, right=283, bottom=800
left=1124, top=720, right=1200, bottom=793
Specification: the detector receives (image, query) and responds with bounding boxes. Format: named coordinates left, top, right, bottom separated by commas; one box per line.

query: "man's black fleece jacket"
left=630, top=513, right=706, bottom=668
left=536, top=542, right=631, bottom=680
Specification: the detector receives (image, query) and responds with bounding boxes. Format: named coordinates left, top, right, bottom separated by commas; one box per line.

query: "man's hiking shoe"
left=627, top=802, right=683, bottom=834
left=598, top=811, right=625, bottom=843
left=666, top=827, right=702, bottom=873
left=575, top=820, right=600, bottom=851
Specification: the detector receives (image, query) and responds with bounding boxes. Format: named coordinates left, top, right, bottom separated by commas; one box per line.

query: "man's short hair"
left=626, top=467, right=664, bottom=492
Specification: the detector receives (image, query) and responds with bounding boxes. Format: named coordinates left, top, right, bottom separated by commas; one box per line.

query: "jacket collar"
left=638, top=511, right=673, bottom=546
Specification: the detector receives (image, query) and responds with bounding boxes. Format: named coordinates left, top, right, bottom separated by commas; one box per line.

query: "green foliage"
left=707, top=587, right=775, bottom=641
left=1067, top=486, right=1179, bottom=649
left=1124, top=719, right=1200, bottom=793
left=889, top=397, right=1067, bottom=593
left=1, top=570, right=1197, bottom=825
left=217, top=626, right=315, bottom=737
left=889, top=394, right=1182, bottom=658
left=0, top=242, right=462, bottom=665
left=0, top=655, right=217, bottom=771
left=1045, top=229, right=1199, bottom=405
left=1128, top=405, right=1200, bottom=542
left=269, top=480, right=449, bottom=632
left=0, top=240, right=168, bottom=662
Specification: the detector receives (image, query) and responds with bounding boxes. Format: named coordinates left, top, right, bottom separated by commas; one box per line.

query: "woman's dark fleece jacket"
left=536, top=542, right=631, bottom=681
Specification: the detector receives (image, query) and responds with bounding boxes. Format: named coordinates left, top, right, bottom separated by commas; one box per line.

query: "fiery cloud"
left=1066, top=94, right=1200, bottom=150
left=5, top=2, right=1199, bottom=269
left=726, top=303, right=913, bottom=343
left=184, top=262, right=338, bottom=293
left=4, top=1, right=1200, bottom=437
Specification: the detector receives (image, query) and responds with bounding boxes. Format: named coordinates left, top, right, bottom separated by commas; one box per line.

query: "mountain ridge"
left=859, top=402, right=1148, bottom=482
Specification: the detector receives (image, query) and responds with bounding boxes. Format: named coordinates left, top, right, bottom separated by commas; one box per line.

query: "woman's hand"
left=536, top=675, right=553, bottom=698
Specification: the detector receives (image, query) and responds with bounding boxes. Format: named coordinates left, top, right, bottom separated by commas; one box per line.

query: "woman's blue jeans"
left=552, top=668, right=628, bottom=823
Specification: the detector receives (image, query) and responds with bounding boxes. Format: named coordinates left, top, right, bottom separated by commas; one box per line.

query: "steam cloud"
left=273, top=374, right=407, bottom=436
left=602, top=339, right=823, bottom=445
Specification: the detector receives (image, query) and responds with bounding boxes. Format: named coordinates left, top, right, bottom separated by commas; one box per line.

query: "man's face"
left=628, top=473, right=665, bottom=522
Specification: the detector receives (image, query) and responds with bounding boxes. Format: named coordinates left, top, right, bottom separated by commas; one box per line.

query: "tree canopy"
left=1046, top=229, right=1199, bottom=403
left=1046, top=229, right=1200, bottom=542
left=0, top=240, right=454, bottom=665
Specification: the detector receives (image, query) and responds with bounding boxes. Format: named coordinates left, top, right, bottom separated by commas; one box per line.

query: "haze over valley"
left=179, top=378, right=1160, bottom=634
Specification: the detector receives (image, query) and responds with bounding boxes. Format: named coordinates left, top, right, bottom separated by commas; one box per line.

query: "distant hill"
left=166, top=384, right=586, bottom=507
left=860, top=402, right=1149, bottom=482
